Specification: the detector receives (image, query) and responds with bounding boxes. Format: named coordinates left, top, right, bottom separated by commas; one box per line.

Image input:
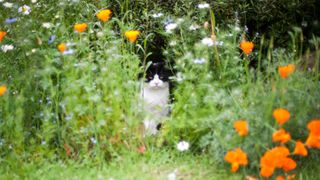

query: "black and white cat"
left=140, top=62, right=170, bottom=135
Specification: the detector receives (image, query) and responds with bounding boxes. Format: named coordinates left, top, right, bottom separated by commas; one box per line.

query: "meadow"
left=0, top=0, right=320, bottom=179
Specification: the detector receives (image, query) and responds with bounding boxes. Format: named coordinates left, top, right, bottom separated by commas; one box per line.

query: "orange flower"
left=0, top=85, right=7, bottom=96
left=260, top=146, right=292, bottom=177
left=240, top=40, right=254, bottom=55
left=124, top=30, right=140, bottom=43
left=272, top=128, right=291, bottom=144
left=74, top=23, right=88, bottom=33
left=96, top=9, right=112, bottom=22
left=305, top=120, right=320, bottom=148
left=294, top=141, right=308, bottom=156
left=273, top=108, right=290, bottom=126
left=278, top=64, right=295, bottom=78
left=234, top=120, right=248, bottom=136
left=0, top=31, right=7, bottom=42
left=224, top=148, right=248, bottom=173
left=57, top=43, right=67, bottom=53
left=276, top=176, right=286, bottom=180
left=282, top=157, right=297, bottom=172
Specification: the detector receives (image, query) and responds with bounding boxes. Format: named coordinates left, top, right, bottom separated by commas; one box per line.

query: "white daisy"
left=3, top=2, right=13, bottom=8
left=165, top=23, right=178, bottom=33
left=198, top=3, right=210, bottom=9
left=1, top=44, right=14, bottom=52
left=18, top=5, right=31, bottom=15
left=177, top=141, right=189, bottom=151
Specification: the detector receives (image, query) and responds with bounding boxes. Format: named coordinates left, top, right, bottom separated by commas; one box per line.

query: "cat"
left=140, top=62, right=170, bottom=135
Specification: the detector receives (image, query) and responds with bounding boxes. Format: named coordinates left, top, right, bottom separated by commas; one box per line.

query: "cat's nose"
left=154, top=82, right=159, bottom=86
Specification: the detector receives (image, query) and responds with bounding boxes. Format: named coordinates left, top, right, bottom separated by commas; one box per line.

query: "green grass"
left=0, top=150, right=240, bottom=180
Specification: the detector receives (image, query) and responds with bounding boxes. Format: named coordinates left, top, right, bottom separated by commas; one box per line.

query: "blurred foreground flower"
left=96, top=9, right=112, bottom=22
left=5, top=18, right=18, bottom=24
left=233, top=120, right=248, bottom=136
left=74, top=23, right=88, bottom=33
left=18, top=5, right=31, bottom=15
left=165, top=23, right=177, bottom=33
left=198, top=3, right=210, bottom=9
left=3, top=2, right=13, bottom=8
left=177, top=141, right=189, bottom=151
left=278, top=64, right=295, bottom=78
left=273, top=108, right=290, bottom=126
left=57, top=43, right=66, bottom=53
left=240, top=40, right=254, bottom=55
left=0, top=31, right=7, bottom=42
left=0, top=85, right=7, bottom=96
left=224, top=148, right=248, bottom=172
left=124, top=30, right=140, bottom=43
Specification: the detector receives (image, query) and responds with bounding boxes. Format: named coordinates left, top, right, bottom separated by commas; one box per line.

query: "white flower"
left=1, top=44, right=14, bottom=52
left=3, top=2, right=13, bottom=8
left=167, top=171, right=177, bottom=180
left=152, top=13, right=163, bottom=18
left=96, top=31, right=104, bottom=38
left=169, top=41, right=177, bottom=46
left=31, top=0, right=37, bottom=3
left=42, top=22, right=53, bottom=29
left=0, top=0, right=4, bottom=2
left=193, top=58, right=206, bottom=64
left=177, top=141, right=189, bottom=151
left=18, top=5, right=31, bottom=15
left=201, top=37, right=214, bottom=46
left=198, top=3, right=210, bottom=9
left=165, top=23, right=177, bottom=33
left=189, top=24, right=200, bottom=31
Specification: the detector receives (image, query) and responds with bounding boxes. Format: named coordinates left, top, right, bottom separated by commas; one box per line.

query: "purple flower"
left=5, top=18, right=18, bottom=24
left=48, top=35, right=56, bottom=44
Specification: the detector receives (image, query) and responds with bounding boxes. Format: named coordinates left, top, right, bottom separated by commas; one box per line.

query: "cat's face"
left=146, top=74, right=168, bottom=89
left=144, top=62, right=169, bottom=89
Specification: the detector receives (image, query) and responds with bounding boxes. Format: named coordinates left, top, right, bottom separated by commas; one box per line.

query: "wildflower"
left=165, top=23, right=178, bottom=33
left=167, top=170, right=177, bottom=180
left=42, top=22, right=53, bottom=29
left=57, top=43, right=67, bottom=53
left=3, top=2, right=13, bottom=8
left=198, top=3, right=210, bottom=9
left=282, top=158, right=297, bottom=172
left=48, top=35, right=56, bottom=44
left=138, top=145, right=146, bottom=154
left=74, top=23, right=88, bottom=33
left=0, top=85, right=7, bottom=96
left=152, top=13, right=163, bottom=18
left=18, top=5, right=31, bottom=15
left=233, top=120, right=248, bottom=136
left=0, top=31, right=7, bottom=42
left=193, top=58, right=206, bottom=64
left=224, top=148, right=248, bottom=173
left=201, top=37, right=214, bottom=46
left=1, top=44, right=14, bottom=52
left=273, top=108, right=290, bottom=126
left=189, top=24, right=200, bottom=31
left=305, top=119, right=320, bottom=148
left=177, top=141, right=190, bottom=152
left=32, top=0, right=37, bottom=3
left=276, top=176, right=286, bottom=180
left=124, top=30, right=140, bottom=43
left=272, top=128, right=291, bottom=144
left=293, top=141, right=308, bottom=156
left=240, top=40, right=254, bottom=55
left=203, top=21, right=209, bottom=29
left=278, top=64, right=295, bottom=78
left=62, top=49, right=74, bottom=55
left=96, top=9, right=112, bottom=22
left=4, top=18, right=18, bottom=24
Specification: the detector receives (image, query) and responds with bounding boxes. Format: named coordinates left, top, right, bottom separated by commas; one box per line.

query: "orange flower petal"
left=96, top=9, right=112, bottom=22
left=240, top=41, right=254, bottom=55
left=0, top=31, right=7, bottom=42
left=294, top=141, right=308, bottom=156
left=0, top=85, right=7, bottom=96
left=233, top=120, right=249, bottom=136
left=305, top=134, right=320, bottom=148
left=278, top=64, right=295, bottom=78
left=272, top=128, right=291, bottom=144
left=124, top=30, right=140, bottom=43
left=57, top=43, right=67, bottom=53
left=224, top=148, right=248, bottom=173
left=273, top=108, right=290, bottom=126
left=74, top=23, right=88, bottom=33
left=282, top=158, right=297, bottom=172
left=307, top=119, right=320, bottom=136
left=260, top=166, right=275, bottom=178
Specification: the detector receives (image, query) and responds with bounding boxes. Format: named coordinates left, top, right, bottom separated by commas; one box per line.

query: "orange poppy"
left=305, top=134, right=320, bottom=148
left=224, top=148, right=248, bottom=173
left=282, top=157, right=297, bottom=172
left=233, top=120, right=248, bottom=136
left=278, top=64, right=295, bottom=78
left=305, top=120, right=320, bottom=148
left=57, top=43, right=67, bottom=53
left=0, top=85, right=7, bottom=96
left=294, top=141, right=308, bottom=156
left=240, top=40, right=254, bottom=55
left=74, top=23, right=88, bottom=33
left=272, top=128, right=291, bottom=144
left=124, top=30, right=140, bottom=43
left=96, top=9, right=112, bottom=22
left=0, top=31, right=7, bottom=42
left=273, top=108, right=290, bottom=126
left=276, top=176, right=286, bottom=180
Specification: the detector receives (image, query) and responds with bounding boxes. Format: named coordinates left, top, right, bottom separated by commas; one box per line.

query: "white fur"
left=140, top=74, right=169, bottom=135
